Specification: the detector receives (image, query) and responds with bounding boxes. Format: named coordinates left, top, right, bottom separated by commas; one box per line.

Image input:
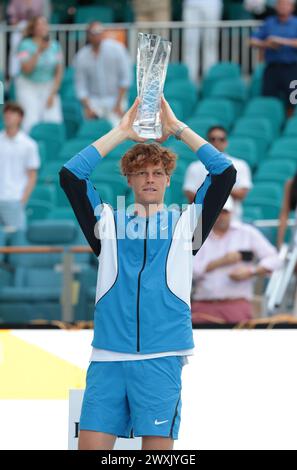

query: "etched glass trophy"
left=133, top=33, right=172, bottom=139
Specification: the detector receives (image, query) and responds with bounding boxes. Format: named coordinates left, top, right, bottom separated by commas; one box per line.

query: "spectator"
left=182, top=0, right=223, bottom=82
left=15, top=16, right=64, bottom=133
left=73, top=21, right=132, bottom=126
left=7, top=1, right=51, bottom=79
left=132, top=0, right=171, bottom=22
left=132, top=0, right=171, bottom=38
left=277, top=172, right=297, bottom=248
left=249, top=0, right=297, bottom=114
left=0, top=102, right=40, bottom=232
left=7, top=0, right=50, bottom=25
left=244, top=1, right=278, bottom=19
left=183, top=126, right=252, bottom=221
left=191, top=197, right=281, bottom=324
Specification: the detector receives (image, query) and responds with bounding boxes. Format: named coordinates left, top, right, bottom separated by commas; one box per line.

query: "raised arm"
left=59, top=99, right=145, bottom=256
left=159, top=97, right=237, bottom=253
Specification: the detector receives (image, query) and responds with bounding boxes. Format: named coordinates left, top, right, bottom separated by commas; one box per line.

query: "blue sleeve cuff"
left=196, top=143, right=233, bottom=175
left=64, top=144, right=102, bottom=180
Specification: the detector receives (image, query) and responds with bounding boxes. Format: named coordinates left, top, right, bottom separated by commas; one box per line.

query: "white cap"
left=222, top=196, right=234, bottom=213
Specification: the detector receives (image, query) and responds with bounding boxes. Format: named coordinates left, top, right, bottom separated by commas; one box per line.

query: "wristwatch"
left=174, top=123, right=189, bottom=140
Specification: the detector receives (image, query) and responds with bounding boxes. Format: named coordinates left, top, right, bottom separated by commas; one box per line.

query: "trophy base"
left=133, top=122, right=162, bottom=140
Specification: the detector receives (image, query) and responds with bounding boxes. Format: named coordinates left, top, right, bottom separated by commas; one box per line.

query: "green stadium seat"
left=74, top=6, right=114, bottom=23
left=232, top=117, right=274, bottom=156
left=254, top=160, right=296, bottom=185
left=39, top=161, right=64, bottom=184
left=243, top=199, right=281, bottom=219
left=57, top=138, right=91, bottom=161
left=164, top=80, right=198, bottom=118
left=226, top=137, right=259, bottom=172
left=164, top=139, right=198, bottom=164
left=243, top=183, right=283, bottom=219
left=0, top=220, right=89, bottom=323
left=36, top=140, right=47, bottom=166
left=47, top=207, right=76, bottom=221
left=166, top=63, right=189, bottom=82
left=256, top=225, right=278, bottom=246
left=249, top=64, right=265, bottom=98
left=243, top=97, right=285, bottom=134
left=187, top=117, right=222, bottom=139
left=193, top=98, right=236, bottom=130
left=77, top=119, right=112, bottom=139
left=29, top=185, right=57, bottom=206
left=283, top=118, right=297, bottom=137
left=62, top=100, right=83, bottom=139
left=209, top=78, right=247, bottom=115
left=30, top=123, right=66, bottom=161
left=202, top=62, right=241, bottom=97
left=26, top=200, right=54, bottom=222
left=242, top=206, right=263, bottom=223
left=245, top=182, right=283, bottom=201
left=267, top=138, right=297, bottom=161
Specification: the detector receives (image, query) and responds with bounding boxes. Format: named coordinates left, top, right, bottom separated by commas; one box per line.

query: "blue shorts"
left=79, top=356, right=183, bottom=439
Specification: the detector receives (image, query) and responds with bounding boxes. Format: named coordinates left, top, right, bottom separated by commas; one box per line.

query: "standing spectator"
left=7, top=0, right=51, bottom=78
left=182, top=0, right=223, bottom=82
left=15, top=16, right=64, bottom=133
left=191, top=197, right=281, bottom=324
left=0, top=102, right=40, bottom=232
left=132, top=0, right=171, bottom=37
left=249, top=0, right=297, bottom=114
left=277, top=172, right=297, bottom=248
left=7, top=0, right=50, bottom=24
left=132, top=0, right=171, bottom=21
left=183, top=126, right=252, bottom=221
left=73, top=21, right=132, bottom=126
left=244, top=0, right=276, bottom=19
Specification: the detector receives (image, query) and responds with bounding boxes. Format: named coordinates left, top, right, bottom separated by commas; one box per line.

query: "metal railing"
left=0, top=19, right=262, bottom=78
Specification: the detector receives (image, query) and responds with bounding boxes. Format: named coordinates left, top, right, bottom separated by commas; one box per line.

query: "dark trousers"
left=263, top=62, right=297, bottom=108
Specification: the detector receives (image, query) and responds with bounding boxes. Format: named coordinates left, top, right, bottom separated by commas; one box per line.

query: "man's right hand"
left=117, top=98, right=147, bottom=143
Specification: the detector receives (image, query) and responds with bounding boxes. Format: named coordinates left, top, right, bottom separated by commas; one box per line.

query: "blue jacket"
left=59, top=143, right=236, bottom=354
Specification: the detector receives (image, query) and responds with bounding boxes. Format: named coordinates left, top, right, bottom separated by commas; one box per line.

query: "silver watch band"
left=175, top=124, right=189, bottom=140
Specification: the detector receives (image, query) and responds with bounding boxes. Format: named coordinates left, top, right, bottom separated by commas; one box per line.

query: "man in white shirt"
left=182, top=0, right=223, bottom=81
left=183, top=126, right=252, bottom=221
left=73, top=21, right=132, bottom=126
left=0, top=102, right=40, bottom=231
left=191, top=197, right=282, bottom=324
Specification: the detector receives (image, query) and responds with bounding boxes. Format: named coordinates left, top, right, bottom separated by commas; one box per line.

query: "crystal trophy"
left=133, top=33, right=172, bottom=139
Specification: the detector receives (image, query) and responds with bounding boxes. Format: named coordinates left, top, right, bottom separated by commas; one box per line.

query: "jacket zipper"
left=136, top=218, right=148, bottom=352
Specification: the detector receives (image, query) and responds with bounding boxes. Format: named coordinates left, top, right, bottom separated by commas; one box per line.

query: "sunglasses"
left=209, top=136, right=226, bottom=142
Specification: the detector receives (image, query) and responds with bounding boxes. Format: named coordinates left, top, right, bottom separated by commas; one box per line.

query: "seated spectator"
left=277, top=172, right=297, bottom=248
left=73, top=21, right=132, bottom=126
left=0, top=102, right=40, bottom=232
left=191, top=197, right=282, bottom=324
left=183, top=126, right=252, bottom=221
left=15, top=16, right=63, bottom=133
left=249, top=0, right=297, bottom=115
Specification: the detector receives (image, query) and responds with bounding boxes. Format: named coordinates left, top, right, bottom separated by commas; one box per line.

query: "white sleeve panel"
left=95, top=204, right=118, bottom=303
left=166, top=209, right=194, bottom=309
